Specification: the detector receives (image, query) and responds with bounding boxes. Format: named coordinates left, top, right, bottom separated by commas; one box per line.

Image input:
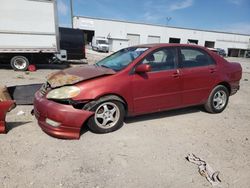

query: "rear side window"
left=180, top=48, right=215, bottom=68
left=142, top=48, right=177, bottom=72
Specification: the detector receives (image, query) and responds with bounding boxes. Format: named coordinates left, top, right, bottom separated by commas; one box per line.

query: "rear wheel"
left=204, top=85, right=229, bottom=113
left=87, top=100, right=125, bottom=133
left=10, top=56, right=29, bottom=71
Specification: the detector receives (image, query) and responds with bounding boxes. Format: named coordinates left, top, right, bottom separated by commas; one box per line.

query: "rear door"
left=132, top=47, right=182, bottom=114
left=178, top=47, right=217, bottom=106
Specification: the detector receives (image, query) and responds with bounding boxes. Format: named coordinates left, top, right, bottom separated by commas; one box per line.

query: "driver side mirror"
left=135, top=64, right=151, bottom=73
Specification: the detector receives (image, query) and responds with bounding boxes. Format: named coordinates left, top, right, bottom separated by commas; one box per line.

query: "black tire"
left=10, top=56, right=29, bottom=71
left=87, top=100, right=125, bottom=133
left=204, top=85, right=229, bottom=113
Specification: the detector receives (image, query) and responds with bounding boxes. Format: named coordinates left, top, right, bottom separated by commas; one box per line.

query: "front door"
left=132, top=47, right=182, bottom=114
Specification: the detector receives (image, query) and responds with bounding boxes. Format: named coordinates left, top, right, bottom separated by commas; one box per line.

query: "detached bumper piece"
left=7, top=84, right=42, bottom=105
left=0, top=86, right=16, bottom=133
left=0, top=101, right=15, bottom=133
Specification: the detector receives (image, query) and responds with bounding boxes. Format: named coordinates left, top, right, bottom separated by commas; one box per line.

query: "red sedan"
left=34, top=44, right=242, bottom=139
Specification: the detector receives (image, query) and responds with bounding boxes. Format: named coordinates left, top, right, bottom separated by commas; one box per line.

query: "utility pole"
left=166, top=17, right=172, bottom=26
left=70, top=0, right=73, bottom=28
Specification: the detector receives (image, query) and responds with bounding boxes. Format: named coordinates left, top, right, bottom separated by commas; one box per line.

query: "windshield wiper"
left=99, top=64, right=111, bottom=69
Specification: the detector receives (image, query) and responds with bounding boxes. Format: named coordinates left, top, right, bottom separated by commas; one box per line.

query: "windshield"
left=97, top=40, right=108, bottom=45
left=96, top=47, right=149, bottom=71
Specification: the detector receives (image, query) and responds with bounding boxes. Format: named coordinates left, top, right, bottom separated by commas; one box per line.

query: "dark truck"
left=59, top=27, right=86, bottom=60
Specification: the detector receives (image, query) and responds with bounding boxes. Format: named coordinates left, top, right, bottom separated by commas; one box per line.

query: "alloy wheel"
left=94, top=102, right=120, bottom=129
left=213, top=90, right=227, bottom=110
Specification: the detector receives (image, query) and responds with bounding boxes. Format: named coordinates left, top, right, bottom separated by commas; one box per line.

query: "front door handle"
left=172, top=70, right=180, bottom=78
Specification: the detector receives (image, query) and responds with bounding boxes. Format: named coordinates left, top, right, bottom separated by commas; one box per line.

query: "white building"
left=73, top=16, right=250, bottom=57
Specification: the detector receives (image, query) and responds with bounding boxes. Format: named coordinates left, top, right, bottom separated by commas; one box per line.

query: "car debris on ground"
left=16, top=110, right=25, bottom=116
left=0, top=86, right=16, bottom=133
left=7, top=84, right=42, bottom=105
left=186, top=153, right=221, bottom=187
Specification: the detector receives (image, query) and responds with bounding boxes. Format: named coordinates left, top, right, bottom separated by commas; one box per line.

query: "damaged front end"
left=46, top=64, right=116, bottom=88
left=40, top=64, right=116, bottom=110
left=39, top=80, right=94, bottom=112
left=33, top=91, right=94, bottom=139
left=34, top=83, right=93, bottom=139
left=39, top=81, right=97, bottom=113
left=47, top=72, right=83, bottom=88
left=34, top=65, right=116, bottom=139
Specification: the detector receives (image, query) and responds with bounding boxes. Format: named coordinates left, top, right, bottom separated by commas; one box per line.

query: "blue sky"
left=57, top=0, right=250, bottom=34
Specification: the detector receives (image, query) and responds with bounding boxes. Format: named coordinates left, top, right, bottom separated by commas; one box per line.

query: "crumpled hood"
left=47, top=65, right=116, bottom=88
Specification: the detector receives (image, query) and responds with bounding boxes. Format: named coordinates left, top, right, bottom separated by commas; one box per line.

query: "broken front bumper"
left=33, top=92, right=94, bottom=139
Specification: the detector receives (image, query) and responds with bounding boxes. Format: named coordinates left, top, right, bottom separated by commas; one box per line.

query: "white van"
left=92, top=36, right=109, bottom=53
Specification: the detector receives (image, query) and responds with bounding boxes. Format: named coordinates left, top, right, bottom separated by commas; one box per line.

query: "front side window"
left=142, top=48, right=177, bottom=72
left=180, top=48, right=215, bottom=68
left=96, top=47, right=148, bottom=71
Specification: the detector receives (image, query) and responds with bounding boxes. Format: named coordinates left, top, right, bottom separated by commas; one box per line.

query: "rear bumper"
left=231, top=85, right=240, bottom=95
left=34, top=92, right=94, bottom=139
left=230, top=81, right=240, bottom=95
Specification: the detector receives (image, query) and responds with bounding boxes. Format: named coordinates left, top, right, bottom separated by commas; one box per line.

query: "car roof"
left=207, top=47, right=218, bottom=51
left=132, top=43, right=206, bottom=49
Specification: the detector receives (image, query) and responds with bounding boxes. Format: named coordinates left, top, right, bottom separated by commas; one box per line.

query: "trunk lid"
left=227, top=62, right=242, bottom=81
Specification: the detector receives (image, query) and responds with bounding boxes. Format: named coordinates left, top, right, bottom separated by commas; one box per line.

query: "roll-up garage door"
left=127, top=34, right=140, bottom=46
left=147, top=35, right=160, bottom=43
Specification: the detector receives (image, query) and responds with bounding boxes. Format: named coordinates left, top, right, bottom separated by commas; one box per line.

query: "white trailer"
left=0, top=0, right=59, bottom=70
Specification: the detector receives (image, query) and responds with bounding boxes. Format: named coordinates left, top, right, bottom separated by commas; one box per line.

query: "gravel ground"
left=0, top=52, right=250, bottom=188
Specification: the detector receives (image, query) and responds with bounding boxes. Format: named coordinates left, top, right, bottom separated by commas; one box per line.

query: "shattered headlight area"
left=39, top=81, right=92, bottom=110
left=50, top=98, right=91, bottom=110
left=46, top=86, right=80, bottom=100
left=39, top=82, right=51, bottom=96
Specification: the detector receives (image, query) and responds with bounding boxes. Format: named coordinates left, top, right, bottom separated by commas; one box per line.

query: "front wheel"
left=87, top=101, right=125, bottom=133
left=204, top=85, right=229, bottom=113
left=10, top=56, right=29, bottom=71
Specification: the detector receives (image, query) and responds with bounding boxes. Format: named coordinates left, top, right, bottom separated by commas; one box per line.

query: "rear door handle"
left=210, top=68, right=217, bottom=73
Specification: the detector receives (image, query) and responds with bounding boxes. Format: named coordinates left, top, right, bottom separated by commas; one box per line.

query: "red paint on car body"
left=34, top=44, right=242, bottom=139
